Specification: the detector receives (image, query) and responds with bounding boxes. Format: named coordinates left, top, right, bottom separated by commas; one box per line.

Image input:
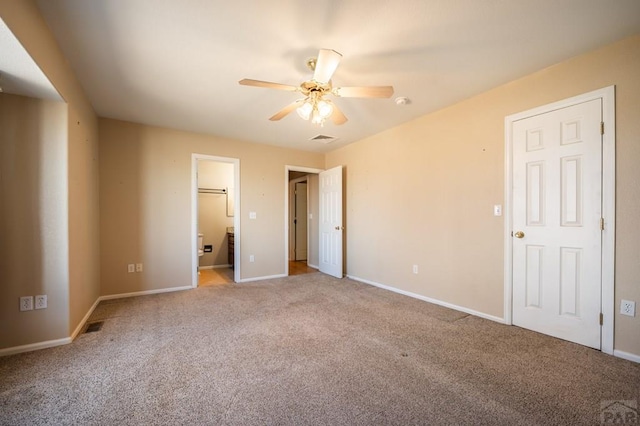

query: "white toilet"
left=198, top=233, right=204, bottom=257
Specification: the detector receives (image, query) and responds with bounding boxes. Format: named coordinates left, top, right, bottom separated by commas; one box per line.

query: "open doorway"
left=285, top=166, right=323, bottom=276
left=192, top=154, right=240, bottom=286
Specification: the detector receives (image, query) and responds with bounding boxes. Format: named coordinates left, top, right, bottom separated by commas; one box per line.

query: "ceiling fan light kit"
left=239, top=49, right=394, bottom=126
left=296, top=92, right=334, bottom=126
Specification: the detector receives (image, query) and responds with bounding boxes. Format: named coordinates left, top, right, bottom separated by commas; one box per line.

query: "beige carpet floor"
left=1, top=272, right=638, bottom=425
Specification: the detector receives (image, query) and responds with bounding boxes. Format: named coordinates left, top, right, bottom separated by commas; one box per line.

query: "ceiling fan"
left=239, top=49, right=394, bottom=126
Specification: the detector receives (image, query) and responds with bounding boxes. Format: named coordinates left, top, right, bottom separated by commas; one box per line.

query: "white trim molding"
left=70, top=297, right=101, bottom=340
left=504, top=86, right=615, bottom=355
left=613, top=350, right=640, bottom=364
left=237, top=273, right=287, bottom=283
left=348, top=275, right=505, bottom=324
left=197, top=265, right=232, bottom=270
left=99, top=285, right=192, bottom=301
left=212, top=264, right=232, bottom=269
left=0, top=337, right=72, bottom=357
left=1, top=285, right=198, bottom=357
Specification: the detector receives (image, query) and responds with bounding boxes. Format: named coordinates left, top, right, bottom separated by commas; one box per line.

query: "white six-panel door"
left=512, top=99, right=602, bottom=349
left=319, top=166, right=343, bottom=278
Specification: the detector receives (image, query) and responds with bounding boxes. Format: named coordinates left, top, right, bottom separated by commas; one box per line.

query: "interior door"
left=294, top=182, right=308, bottom=260
left=512, top=99, right=602, bottom=349
left=319, top=166, right=343, bottom=278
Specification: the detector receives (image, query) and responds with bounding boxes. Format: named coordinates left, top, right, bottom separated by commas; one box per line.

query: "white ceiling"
left=34, top=0, right=640, bottom=153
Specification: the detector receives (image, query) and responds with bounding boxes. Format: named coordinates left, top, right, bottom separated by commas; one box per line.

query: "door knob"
left=514, top=231, right=525, bottom=239
left=335, top=226, right=343, bottom=231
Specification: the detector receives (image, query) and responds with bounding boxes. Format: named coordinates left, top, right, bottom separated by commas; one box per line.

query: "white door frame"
left=284, top=165, right=323, bottom=275
left=503, top=86, right=615, bottom=354
left=191, top=154, right=241, bottom=285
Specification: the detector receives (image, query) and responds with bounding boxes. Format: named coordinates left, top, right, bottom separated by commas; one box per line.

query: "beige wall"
left=0, top=0, right=100, bottom=349
left=198, top=161, right=234, bottom=267
left=99, top=118, right=324, bottom=294
left=0, top=94, right=69, bottom=347
left=326, top=34, right=640, bottom=356
left=2, top=1, right=637, bottom=359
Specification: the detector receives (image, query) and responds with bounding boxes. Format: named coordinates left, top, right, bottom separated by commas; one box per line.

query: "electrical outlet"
left=136, top=263, right=143, bottom=272
left=620, top=300, right=636, bottom=317
left=127, top=264, right=135, bottom=273
left=249, top=255, right=255, bottom=263
left=35, top=295, right=47, bottom=309
left=412, top=265, right=419, bottom=274
left=20, top=296, right=33, bottom=311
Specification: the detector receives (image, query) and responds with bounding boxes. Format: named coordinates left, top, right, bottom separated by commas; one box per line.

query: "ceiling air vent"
left=310, top=134, right=338, bottom=144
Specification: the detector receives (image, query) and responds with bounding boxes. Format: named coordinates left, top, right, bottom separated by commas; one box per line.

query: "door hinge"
left=600, top=122, right=605, bottom=135
left=599, top=313, right=604, bottom=325
left=600, top=217, right=605, bottom=231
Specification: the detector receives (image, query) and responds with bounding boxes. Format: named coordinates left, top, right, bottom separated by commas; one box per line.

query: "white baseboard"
left=238, top=273, right=287, bottom=283
left=70, top=297, right=101, bottom=340
left=1, top=285, right=195, bottom=357
left=0, top=337, right=72, bottom=357
left=347, top=274, right=505, bottom=324
left=198, top=264, right=231, bottom=270
left=613, top=349, right=640, bottom=364
left=99, top=285, right=193, bottom=301
left=307, top=263, right=319, bottom=270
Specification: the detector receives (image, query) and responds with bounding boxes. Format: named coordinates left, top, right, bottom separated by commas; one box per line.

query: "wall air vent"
left=309, top=134, right=338, bottom=144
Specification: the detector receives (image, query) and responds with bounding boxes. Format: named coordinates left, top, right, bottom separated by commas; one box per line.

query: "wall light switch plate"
left=136, top=263, right=143, bottom=272
left=249, top=255, right=255, bottom=263
left=35, top=295, right=47, bottom=309
left=249, top=212, right=257, bottom=219
left=127, top=264, right=135, bottom=273
left=494, top=205, right=502, bottom=216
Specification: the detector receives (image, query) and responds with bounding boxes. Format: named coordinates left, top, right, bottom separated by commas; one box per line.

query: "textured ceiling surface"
left=32, top=0, right=640, bottom=152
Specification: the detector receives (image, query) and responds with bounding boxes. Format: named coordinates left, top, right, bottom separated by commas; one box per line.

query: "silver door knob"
left=514, top=231, right=525, bottom=238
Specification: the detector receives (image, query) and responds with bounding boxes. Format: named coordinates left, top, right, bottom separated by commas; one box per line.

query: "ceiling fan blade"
left=313, top=49, right=342, bottom=84
left=334, top=86, right=395, bottom=98
left=330, top=103, right=348, bottom=125
left=239, top=79, right=298, bottom=92
left=269, top=100, right=304, bottom=121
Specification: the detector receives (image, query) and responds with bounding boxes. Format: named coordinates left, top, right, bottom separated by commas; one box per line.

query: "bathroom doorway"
left=191, top=154, right=240, bottom=286
left=286, top=166, right=322, bottom=276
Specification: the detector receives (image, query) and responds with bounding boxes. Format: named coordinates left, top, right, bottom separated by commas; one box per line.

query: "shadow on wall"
left=0, top=93, right=69, bottom=348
